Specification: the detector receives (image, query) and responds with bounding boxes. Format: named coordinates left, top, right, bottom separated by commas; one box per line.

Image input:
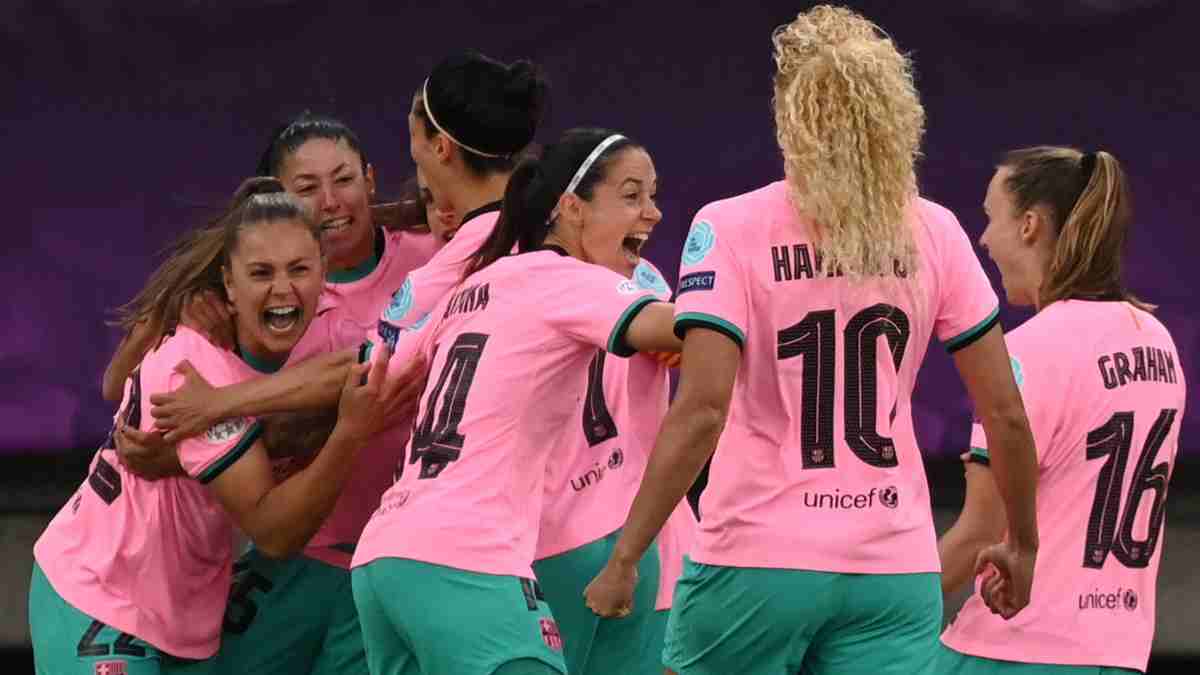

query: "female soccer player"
left=584, top=6, right=1040, bottom=674
left=373, top=48, right=549, bottom=332
left=532, top=242, right=696, bottom=674
left=144, top=50, right=550, bottom=436
left=105, top=113, right=442, bottom=674
left=936, top=147, right=1184, bottom=674
left=29, top=179, right=410, bottom=675
left=349, top=128, right=681, bottom=675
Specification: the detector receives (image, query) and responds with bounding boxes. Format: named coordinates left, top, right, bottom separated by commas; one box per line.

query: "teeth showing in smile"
left=622, top=232, right=650, bottom=263
left=321, top=217, right=351, bottom=232
left=263, top=306, right=302, bottom=333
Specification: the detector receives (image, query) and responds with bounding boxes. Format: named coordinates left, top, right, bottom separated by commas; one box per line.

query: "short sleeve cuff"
left=674, top=312, right=745, bottom=350
left=607, top=297, right=658, bottom=357
left=945, top=307, right=1000, bottom=354
left=197, top=421, right=264, bottom=484
left=966, top=445, right=991, bottom=466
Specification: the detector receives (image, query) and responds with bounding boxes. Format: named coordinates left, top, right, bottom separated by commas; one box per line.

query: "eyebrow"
left=293, top=162, right=350, bottom=182
left=246, top=255, right=315, bottom=268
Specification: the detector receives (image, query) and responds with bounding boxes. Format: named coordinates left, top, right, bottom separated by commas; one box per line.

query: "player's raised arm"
left=205, top=354, right=389, bottom=557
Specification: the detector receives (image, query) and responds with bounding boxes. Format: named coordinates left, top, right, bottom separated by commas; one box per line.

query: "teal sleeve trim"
left=674, top=311, right=745, bottom=350
left=607, top=296, right=658, bottom=357
left=198, top=421, right=264, bottom=484
left=966, top=445, right=991, bottom=466
left=946, top=307, right=1000, bottom=354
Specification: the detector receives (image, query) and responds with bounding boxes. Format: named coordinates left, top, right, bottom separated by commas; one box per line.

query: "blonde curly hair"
left=772, top=5, right=924, bottom=279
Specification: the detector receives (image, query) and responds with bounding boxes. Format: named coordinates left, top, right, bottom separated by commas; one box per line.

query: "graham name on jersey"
left=1098, top=345, right=1178, bottom=389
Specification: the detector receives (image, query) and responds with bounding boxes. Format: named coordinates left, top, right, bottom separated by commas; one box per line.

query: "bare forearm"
left=220, top=350, right=356, bottom=419
left=612, top=402, right=724, bottom=566
left=938, top=522, right=993, bottom=594
left=247, top=425, right=362, bottom=557
left=981, top=412, right=1039, bottom=553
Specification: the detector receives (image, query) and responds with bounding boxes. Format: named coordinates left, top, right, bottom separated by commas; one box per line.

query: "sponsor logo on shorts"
left=571, top=450, right=625, bottom=492
left=800, top=486, right=899, bottom=510
left=1079, top=586, right=1139, bottom=612
left=94, top=661, right=128, bottom=675
left=204, top=417, right=249, bottom=445
left=678, top=271, right=716, bottom=295
left=682, top=220, right=716, bottom=265
left=539, top=618, right=564, bottom=652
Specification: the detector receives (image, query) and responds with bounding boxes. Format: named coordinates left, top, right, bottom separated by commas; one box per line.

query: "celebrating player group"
left=28, top=5, right=1183, bottom=675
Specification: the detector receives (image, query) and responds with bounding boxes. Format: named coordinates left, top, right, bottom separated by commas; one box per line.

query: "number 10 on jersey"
left=777, top=304, right=911, bottom=470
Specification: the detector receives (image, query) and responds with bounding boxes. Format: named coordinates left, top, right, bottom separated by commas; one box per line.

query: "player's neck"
left=446, top=173, right=509, bottom=221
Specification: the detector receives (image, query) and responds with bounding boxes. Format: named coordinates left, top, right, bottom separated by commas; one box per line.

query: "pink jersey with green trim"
left=353, top=250, right=663, bottom=579
left=376, top=204, right=500, bottom=332
left=33, top=320, right=335, bottom=658
left=675, top=180, right=999, bottom=574
left=942, top=300, right=1185, bottom=672
left=532, top=259, right=696, bottom=609
left=305, top=228, right=440, bottom=568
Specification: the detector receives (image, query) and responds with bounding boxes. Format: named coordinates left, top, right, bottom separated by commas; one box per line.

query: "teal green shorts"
left=28, top=562, right=215, bottom=674
left=663, top=558, right=942, bottom=675
left=202, top=547, right=363, bottom=675
left=352, top=557, right=567, bottom=675
left=933, top=643, right=1141, bottom=674
left=532, top=530, right=662, bottom=674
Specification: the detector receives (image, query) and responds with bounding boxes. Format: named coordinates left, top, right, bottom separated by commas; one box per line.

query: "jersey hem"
left=31, top=556, right=218, bottom=660
left=940, top=634, right=1148, bottom=673
left=197, top=421, right=264, bottom=484
left=674, top=312, right=745, bottom=349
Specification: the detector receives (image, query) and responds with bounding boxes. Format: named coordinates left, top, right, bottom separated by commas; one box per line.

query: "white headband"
left=550, top=134, right=626, bottom=221
left=421, top=79, right=509, bottom=159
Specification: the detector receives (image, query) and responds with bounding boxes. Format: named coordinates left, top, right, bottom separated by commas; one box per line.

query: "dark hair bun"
left=425, top=50, right=550, bottom=157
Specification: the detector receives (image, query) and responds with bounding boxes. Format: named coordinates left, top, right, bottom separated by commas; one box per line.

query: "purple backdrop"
left=5, top=1, right=1197, bottom=454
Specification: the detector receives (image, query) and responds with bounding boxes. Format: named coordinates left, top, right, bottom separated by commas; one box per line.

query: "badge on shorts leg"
left=94, top=661, right=128, bottom=675
left=539, top=618, right=564, bottom=652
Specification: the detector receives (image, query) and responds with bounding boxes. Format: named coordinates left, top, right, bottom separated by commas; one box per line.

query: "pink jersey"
left=676, top=180, right=999, bottom=574
left=377, top=203, right=500, bottom=331
left=33, top=321, right=335, bottom=658
left=942, top=300, right=1185, bottom=672
left=532, top=259, right=696, bottom=609
left=305, top=227, right=440, bottom=568
left=353, top=249, right=664, bottom=578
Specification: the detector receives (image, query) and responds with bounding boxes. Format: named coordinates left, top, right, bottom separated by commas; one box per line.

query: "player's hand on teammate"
left=113, top=424, right=185, bottom=480
left=150, top=361, right=220, bottom=443
left=379, top=353, right=428, bottom=422
left=179, top=289, right=235, bottom=351
left=335, top=347, right=393, bottom=441
left=646, top=350, right=681, bottom=369
left=583, top=560, right=638, bottom=619
left=975, top=541, right=1036, bottom=619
